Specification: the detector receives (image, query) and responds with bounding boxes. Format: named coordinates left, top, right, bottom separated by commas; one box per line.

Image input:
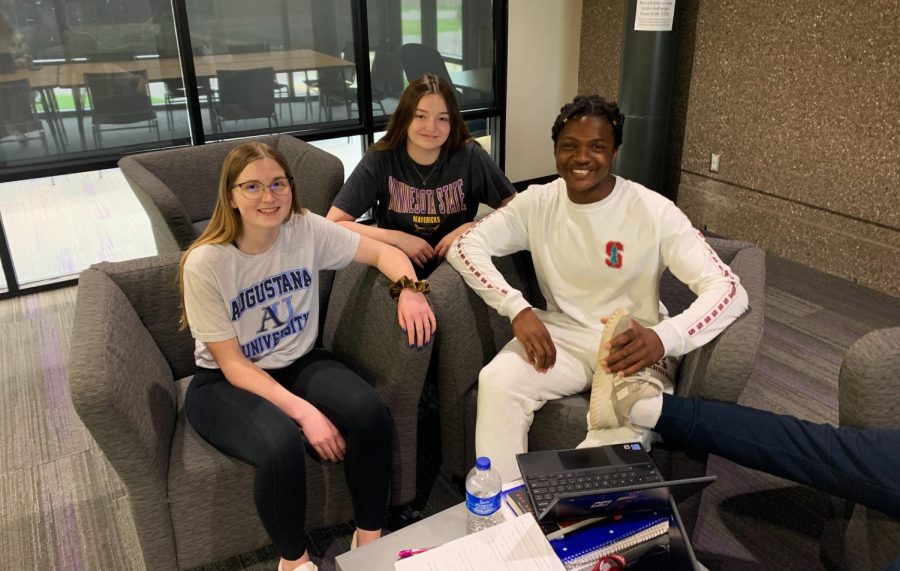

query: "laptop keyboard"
left=526, top=462, right=661, bottom=511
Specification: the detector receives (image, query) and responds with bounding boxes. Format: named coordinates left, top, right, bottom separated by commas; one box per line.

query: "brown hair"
left=370, top=73, right=473, bottom=154
left=177, top=141, right=305, bottom=329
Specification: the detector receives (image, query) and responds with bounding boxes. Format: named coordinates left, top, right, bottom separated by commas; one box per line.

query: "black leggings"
left=184, top=349, right=392, bottom=560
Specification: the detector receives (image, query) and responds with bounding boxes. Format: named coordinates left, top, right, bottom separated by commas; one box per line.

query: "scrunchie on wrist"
left=389, top=276, right=431, bottom=299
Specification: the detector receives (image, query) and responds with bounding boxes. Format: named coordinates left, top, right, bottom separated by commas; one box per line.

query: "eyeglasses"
left=232, top=176, right=293, bottom=199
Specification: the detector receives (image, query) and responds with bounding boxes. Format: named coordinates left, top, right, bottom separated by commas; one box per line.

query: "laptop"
left=516, top=443, right=716, bottom=523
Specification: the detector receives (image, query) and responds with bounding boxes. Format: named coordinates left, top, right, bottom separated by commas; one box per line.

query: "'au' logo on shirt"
left=605, top=241, right=624, bottom=269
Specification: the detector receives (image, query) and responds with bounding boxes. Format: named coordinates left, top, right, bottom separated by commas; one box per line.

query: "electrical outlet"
left=709, top=153, right=721, bottom=173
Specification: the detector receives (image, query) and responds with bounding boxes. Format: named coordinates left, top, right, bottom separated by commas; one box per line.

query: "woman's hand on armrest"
left=353, top=235, right=437, bottom=347
left=327, top=206, right=434, bottom=268
left=434, top=222, right=474, bottom=258
left=398, top=288, right=436, bottom=348
left=389, top=230, right=435, bottom=268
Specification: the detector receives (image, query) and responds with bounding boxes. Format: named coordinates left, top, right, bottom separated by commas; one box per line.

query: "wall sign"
left=634, top=0, right=676, bottom=31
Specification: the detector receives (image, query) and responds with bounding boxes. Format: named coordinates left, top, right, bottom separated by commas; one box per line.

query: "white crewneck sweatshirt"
left=448, top=176, right=749, bottom=358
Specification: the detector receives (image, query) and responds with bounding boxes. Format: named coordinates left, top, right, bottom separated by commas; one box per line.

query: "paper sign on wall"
left=634, top=0, right=676, bottom=31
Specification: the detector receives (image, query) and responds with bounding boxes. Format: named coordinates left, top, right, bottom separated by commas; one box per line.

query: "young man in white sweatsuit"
left=447, top=95, right=749, bottom=482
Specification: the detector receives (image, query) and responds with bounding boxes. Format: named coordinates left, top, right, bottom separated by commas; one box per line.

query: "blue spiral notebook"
left=549, top=510, right=669, bottom=570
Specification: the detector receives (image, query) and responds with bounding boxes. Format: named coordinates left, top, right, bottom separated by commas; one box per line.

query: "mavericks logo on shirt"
left=229, top=268, right=313, bottom=360
left=387, top=175, right=465, bottom=236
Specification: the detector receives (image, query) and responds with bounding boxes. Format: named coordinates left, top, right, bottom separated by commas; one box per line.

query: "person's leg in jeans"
left=275, top=349, right=392, bottom=544
left=653, top=394, right=900, bottom=519
left=185, top=368, right=312, bottom=563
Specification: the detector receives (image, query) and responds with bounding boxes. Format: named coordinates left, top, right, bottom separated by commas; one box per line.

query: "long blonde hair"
left=177, top=141, right=305, bottom=329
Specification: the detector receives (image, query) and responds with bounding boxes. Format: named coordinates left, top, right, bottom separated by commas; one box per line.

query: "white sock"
left=629, top=394, right=663, bottom=429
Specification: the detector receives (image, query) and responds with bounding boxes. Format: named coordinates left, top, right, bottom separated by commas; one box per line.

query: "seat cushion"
left=167, top=376, right=354, bottom=569
left=529, top=393, right=590, bottom=451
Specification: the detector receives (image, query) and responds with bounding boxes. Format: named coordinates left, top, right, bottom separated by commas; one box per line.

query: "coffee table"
left=336, top=496, right=702, bottom=571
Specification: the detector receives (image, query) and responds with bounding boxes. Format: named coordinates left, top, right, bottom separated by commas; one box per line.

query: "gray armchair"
left=427, top=237, right=766, bottom=533
left=66, top=253, right=432, bottom=570
left=821, top=326, right=900, bottom=571
left=118, top=134, right=343, bottom=253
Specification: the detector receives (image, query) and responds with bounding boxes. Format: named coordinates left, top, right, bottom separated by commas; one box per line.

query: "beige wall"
left=505, top=0, right=582, bottom=182
left=578, top=1, right=900, bottom=297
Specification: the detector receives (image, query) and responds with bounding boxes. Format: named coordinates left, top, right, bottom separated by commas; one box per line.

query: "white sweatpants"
left=475, top=309, right=675, bottom=483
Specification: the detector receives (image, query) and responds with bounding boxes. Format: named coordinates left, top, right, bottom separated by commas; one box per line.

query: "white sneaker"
left=610, top=375, right=664, bottom=428
left=588, top=308, right=633, bottom=430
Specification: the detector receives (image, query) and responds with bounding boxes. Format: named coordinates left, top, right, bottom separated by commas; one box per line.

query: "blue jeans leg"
left=656, top=394, right=900, bottom=519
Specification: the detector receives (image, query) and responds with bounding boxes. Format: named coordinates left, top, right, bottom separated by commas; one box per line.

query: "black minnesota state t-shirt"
left=333, top=141, right=515, bottom=249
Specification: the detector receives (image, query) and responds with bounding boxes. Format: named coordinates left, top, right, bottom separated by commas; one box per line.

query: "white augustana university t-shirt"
left=182, top=212, right=359, bottom=369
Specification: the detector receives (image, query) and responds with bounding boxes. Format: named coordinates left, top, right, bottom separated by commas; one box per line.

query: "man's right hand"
left=512, top=308, right=556, bottom=372
left=391, top=231, right=435, bottom=269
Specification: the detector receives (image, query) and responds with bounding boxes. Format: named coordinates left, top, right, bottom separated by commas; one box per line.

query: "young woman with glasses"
left=326, top=73, right=515, bottom=277
left=178, top=141, right=436, bottom=571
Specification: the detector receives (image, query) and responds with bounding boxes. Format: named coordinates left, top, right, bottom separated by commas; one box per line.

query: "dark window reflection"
left=367, top=0, right=495, bottom=118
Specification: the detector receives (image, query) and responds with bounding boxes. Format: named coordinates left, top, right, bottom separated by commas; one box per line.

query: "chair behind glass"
left=84, top=69, right=160, bottom=148
left=213, top=67, right=278, bottom=132
left=0, top=78, right=50, bottom=154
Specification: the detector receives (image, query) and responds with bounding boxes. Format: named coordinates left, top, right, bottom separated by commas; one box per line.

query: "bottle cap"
left=475, top=456, right=491, bottom=470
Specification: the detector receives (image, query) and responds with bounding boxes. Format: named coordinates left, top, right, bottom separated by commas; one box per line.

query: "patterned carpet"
left=1, top=254, right=898, bottom=570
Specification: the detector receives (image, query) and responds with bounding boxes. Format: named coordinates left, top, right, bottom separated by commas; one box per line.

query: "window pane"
left=437, top=0, right=462, bottom=60
left=185, top=0, right=360, bottom=141
left=401, top=0, right=423, bottom=45
left=0, top=0, right=187, bottom=170
left=309, top=136, right=366, bottom=183
left=0, top=169, right=156, bottom=287
left=367, top=0, right=495, bottom=119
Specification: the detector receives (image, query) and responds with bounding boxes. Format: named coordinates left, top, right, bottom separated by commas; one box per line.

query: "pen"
left=397, top=547, right=434, bottom=559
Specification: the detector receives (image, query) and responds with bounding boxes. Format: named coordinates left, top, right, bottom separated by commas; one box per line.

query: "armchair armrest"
left=427, top=261, right=516, bottom=477
left=823, top=327, right=900, bottom=571
left=839, top=326, right=900, bottom=430
left=321, top=262, right=433, bottom=505
left=118, top=155, right=194, bottom=252
left=67, top=267, right=179, bottom=564
left=675, top=242, right=766, bottom=403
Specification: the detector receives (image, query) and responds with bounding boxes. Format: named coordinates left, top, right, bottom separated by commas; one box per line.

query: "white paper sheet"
left=394, top=513, right=564, bottom=571
left=634, top=0, right=676, bottom=31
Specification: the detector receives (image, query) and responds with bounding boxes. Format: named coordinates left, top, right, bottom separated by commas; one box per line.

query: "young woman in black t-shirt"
left=327, top=74, right=515, bottom=277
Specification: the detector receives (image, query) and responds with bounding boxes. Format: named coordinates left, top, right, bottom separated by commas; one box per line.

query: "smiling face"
left=405, top=93, right=451, bottom=164
left=554, top=115, right=619, bottom=204
left=228, top=157, right=294, bottom=240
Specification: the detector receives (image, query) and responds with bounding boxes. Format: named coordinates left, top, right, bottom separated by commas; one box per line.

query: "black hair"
left=551, top=95, right=625, bottom=148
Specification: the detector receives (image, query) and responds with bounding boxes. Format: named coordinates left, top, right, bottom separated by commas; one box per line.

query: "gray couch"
left=427, top=237, right=766, bottom=533
left=821, top=326, right=900, bottom=571
left=66, top=253, right=432, bottom=570
left=119, top=134, right=343, bottom=253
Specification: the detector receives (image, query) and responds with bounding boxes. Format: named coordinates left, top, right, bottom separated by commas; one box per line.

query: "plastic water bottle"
left=465, top=456, right=502, bottom=534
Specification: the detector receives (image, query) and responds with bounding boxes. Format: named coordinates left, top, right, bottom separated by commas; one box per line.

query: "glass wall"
left=367, top=0, right=495, bottom=117
left=0, top=0, right=505, bottom=296
left=184, top=0, right=360, bottom=140
left=0, top=0, right=188, bottom=169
